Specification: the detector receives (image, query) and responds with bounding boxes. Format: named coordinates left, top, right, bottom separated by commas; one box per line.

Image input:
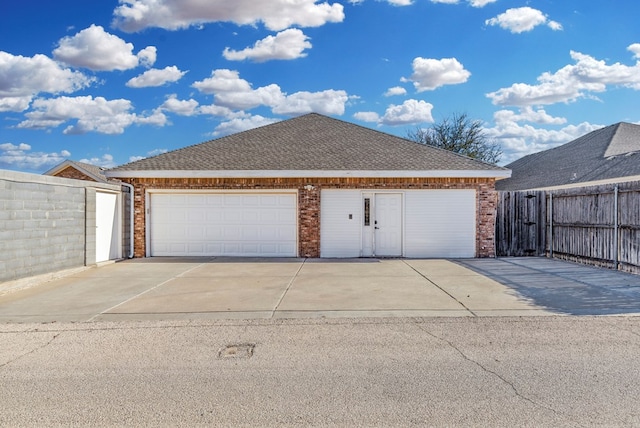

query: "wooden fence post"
left=614, top=185, right=619, bottom=270
left=548, top=192, right=553, bottom=259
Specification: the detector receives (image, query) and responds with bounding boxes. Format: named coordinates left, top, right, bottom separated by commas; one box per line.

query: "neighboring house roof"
left=108, top=113, right=510, bottom=179
left=496, top=122, right=640, bottom=191
left=44, top=160, right=110, bottom=183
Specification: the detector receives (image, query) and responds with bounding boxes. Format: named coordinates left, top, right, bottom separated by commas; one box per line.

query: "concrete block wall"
left=0, top=170, right=122, bottom=283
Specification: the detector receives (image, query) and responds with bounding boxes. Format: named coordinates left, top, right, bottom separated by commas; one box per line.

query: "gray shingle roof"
left=44, top=160, right=109, bottom=183
left=496, top=122, right=640, bottom=191
left=68, top=161, right=109, bottom=182
left=109, top=113, right=506, bottom=173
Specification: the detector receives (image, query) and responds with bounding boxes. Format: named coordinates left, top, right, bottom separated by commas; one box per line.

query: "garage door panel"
left=150, top=193, right=297, bottom=257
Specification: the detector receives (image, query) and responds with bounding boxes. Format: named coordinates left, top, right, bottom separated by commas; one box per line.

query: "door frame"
left=95, top=189, right=122, bottom=263
left=361, top=192, right=404, bottom=257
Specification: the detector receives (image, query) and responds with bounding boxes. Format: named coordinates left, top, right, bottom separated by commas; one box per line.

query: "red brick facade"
left=53, top=166, right=97, bottom=182
left=120, top=176, right=497, bottom=258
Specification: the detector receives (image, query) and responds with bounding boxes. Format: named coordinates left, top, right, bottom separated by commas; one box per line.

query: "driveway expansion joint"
left=402, top=260, right=477, bottom=317
left=270, top=258, right=307, bottom=318
left=85, top=262, right=208, bottom=322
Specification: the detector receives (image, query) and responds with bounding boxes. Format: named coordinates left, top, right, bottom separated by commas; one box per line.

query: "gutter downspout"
left=121, top=182, right=135, bottom=258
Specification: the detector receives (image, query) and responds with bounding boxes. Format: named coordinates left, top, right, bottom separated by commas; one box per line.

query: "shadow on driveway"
left=455, top=257, right=640, bottom=316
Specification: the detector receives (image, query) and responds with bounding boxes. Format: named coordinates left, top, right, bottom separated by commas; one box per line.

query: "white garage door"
left=149, top=193, right=297, bottom=257
left=404, top=190, right=476, bottom=258
left=320, top=190, right=476, bottom=258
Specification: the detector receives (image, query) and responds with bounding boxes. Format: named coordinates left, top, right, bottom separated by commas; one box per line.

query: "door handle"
left=374, top=226, right=379, bottom=229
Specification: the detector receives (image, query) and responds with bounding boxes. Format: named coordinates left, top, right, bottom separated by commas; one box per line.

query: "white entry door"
left=96, top=191, right=119, bottom=262
left=374, top=193, right=402, bottom=256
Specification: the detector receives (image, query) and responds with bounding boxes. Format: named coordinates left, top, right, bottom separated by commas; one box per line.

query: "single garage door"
left=149, top=192, right=297, bottom=257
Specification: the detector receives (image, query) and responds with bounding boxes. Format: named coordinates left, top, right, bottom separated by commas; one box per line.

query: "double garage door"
left=149, top=192, right=297, bottom=257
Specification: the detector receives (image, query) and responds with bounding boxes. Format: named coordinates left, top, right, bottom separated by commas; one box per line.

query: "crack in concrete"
left=0, top=332, right=60, bottom=369
left=402, top=260, right=477, bottom=316
left=412, top=320, right=560, bottom=416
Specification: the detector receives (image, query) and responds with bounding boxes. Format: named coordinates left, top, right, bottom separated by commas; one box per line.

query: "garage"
left=320, top=189, right=476, bottom=258
left=148, top=192, right=297, bottom=257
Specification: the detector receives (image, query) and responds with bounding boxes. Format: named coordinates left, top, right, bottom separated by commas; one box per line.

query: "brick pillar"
left=298, top=185, right=320, bottom=257
left=126, top=179, right=146, bottom=258
left=477, top=183, right=497, bottom=257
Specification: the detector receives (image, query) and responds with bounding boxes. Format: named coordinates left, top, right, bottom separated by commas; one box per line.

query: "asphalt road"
left=2, top=316, right=640, bottom=427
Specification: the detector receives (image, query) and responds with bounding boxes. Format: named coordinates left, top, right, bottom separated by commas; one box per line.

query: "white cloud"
left=223, top=29, right=312, bottom=62
left=353, top=111, right=380, bottom=122
left=198, top=104, right=235, bottom=117
left=384, top=86, right=407, bottom=97
left=137, top=46, right=157, bottom=67
left=487, top=47, right=640, bottom=106
left=126, top=66, right=186, bottom=87
left=379, top=99, right=434, bottom=126
left=135, top=108, right=168, bottom=126
left=113, top=0, right=345, bottom=32
left=217, top=83, right=285, bottom=111
left=468, top=0, right=496, bottom=6
left=494, top=107, right=567, bottom=126
left=273, top=90, right=349, bottom=115
left=15, top=95, right=167, bottom=134
left=484, top=119, right=603, bottom=164
left=628, top=43, right=640, bottom=59
left=53, top=25, right=156, bottom=71
left=402, top=57, right=470, bottom=91
left=128, top=148, right=168, bottom=163
left=193, top=69, right=350, bottom=115
left=193, top=69, right=253, bottom=94
left=349, top=0, right=413, bottom=5
left=79, top=154, right=116, bottom=169
left=213, top=115, right=280, bottom=136
left=0, top=142, right=71, bottom=171
left=0, top=51, right=93, bottom=112
left=485, top=7, right=562, bottom=34
left=547, top=20, right=563, bottom=31
left=160, top=94, right=199, bottom=116
left=357, top=0, right=494, bottom=6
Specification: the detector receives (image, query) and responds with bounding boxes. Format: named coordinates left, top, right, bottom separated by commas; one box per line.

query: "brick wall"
left=53, top=166, right=96, bottom=182
left=121, top=176, right=497, bottom=258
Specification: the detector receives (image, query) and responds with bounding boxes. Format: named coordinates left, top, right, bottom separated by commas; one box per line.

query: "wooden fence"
left=496, top=181, right=640, bottom=274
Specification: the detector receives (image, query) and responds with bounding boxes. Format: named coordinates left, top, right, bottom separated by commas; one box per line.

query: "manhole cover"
left=218, top=344, right=255, bottom=359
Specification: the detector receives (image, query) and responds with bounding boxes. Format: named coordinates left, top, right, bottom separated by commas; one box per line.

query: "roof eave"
left=106, top=169, right=511, bottom=179
left=524, top=174, right=640, bottom=191
left=44, top=160, right=108, bottom=183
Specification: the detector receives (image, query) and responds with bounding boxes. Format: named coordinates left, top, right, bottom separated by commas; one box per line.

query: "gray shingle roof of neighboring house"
left=108, top=113, right=508, bottom=175
left=496, top=122, right=640, bottom=191
left=44, top=160, right=110, bottom=183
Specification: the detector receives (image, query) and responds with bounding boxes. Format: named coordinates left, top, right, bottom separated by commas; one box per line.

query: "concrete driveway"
left=1, top=257, right=639, bottom=323
left=0, top=258, right=553, bottom=323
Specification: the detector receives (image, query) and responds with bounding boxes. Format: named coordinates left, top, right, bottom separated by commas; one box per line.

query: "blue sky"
left=1, top=0, right=640, bottom=173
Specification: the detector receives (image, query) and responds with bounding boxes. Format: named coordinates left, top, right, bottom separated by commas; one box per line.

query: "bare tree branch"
left=407, top=113, right=502, bottom=164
